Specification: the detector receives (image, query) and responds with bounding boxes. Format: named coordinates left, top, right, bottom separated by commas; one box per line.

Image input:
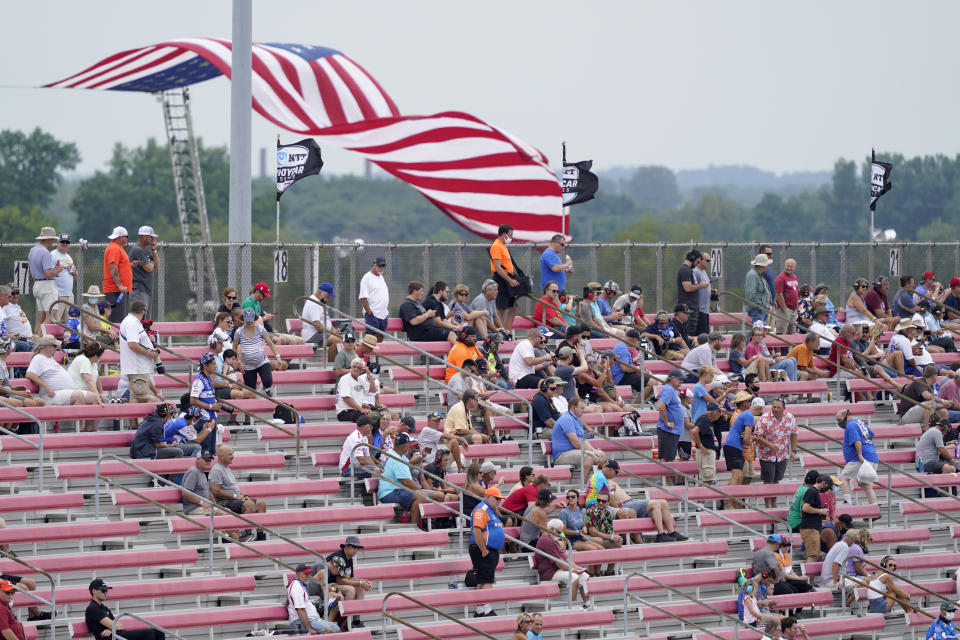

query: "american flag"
left=44, top=39, right=563, bottom=242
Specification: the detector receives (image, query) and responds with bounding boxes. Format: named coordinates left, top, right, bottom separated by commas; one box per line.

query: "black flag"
left=277, top=138, right=324, bottom=201
left=561, top=160, right=599, bottom=206
left=869, top=149, right=892, bottom=212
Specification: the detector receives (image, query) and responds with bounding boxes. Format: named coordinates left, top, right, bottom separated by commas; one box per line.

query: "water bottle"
left=448, top=582, right=466, bottom=590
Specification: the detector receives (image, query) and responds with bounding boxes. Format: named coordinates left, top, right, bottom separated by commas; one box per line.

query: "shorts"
left=696, top=448, right=717, bottom=482
left=657, top=430, right=680, bottom=462
left=46, top=389, right=74, bottom=406
left=760, top=460, right=788, bottom=484
left=838, top=460, right=872, bottom=483
left=742, top=458, right=756, bottom=479
left=723, top=445, right=745, bottom=471
left=493, top=275, right=517, bottom=310
left=215, top=387, right=232, bottom=400
left=220, top=498, right=245, bottom=514
left=468, top=544, right=499, bottom=585
left=622, top=499, right=649, bottom=518
left=868, top=597, right=887, bottom=613
left=32, top=280, right=58, bottom=314
left=364, top=313, right=388, bottom=335
left=128, top=373, right=154, bottom=401
left=380, top=488, right=414, bottom=510
left=554, top=449, right=602, bottom=468
left=417, top=327, right=453, bottom=342
left=798, top=528, right=822, bottom=560
left=923, top=459, right=947, bottom=474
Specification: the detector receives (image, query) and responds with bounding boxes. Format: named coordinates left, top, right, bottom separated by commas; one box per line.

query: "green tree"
left=0, top=128, right=80, bottom=212
left=0, top=206, right=56, bottom=243
left=620, top=166, right=681, bottom=210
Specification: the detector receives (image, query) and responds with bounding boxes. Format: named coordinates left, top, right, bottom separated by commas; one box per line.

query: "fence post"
left=312, top=244, right=320, bottom=294
left=623, top=244, right=631, bottom=291
left=156, top=245, right=165, bottom=321
left=304, top=248, right=311, bottom=297
left=590, top=244, right=598, bottom=283
left=867, top=243, right=875, bottom=283
left=955, top=243, right=959, bottom=279
left=927, top=243, right=934, bottom=271
left=655, top=244, right=664, bottom=312
left=455, top=243, right=463, bottom=286
left=840, top=244, right=847, bottom=295
left=809, top=244, right=817, bottom=291
left=348, top=247, right=357, bottom=318
left=422, top=244, right=430, bottom=295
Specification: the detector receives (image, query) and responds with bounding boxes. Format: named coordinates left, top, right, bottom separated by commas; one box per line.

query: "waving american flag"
left=44, top=39, right=563, bottom=242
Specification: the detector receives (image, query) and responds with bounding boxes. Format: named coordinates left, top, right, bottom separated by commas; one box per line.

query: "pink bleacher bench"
left=901, top=497, right=960, bottom=517
left=228, top=393, right=416, bottom=414
left=802, top=551, right=960, bottom=577
left=905, top=609, right=947, bottom=629
left=170, top=505, right=394, bottom=533
left=785, top=402, right=874, bottom=419
left=260, top=423, right=355, bottom=441
left=0, top=402, right=159, bottom=424
left=846, top=377, right=912, bottom=393
left=0, top=432, right=135, bottom=453
left=0, top=466, right=28, bottom=482
left=571, top=540, right=728, bottom=565
left=541, top=436, right=655, bottom=458
left=112, top=479, right=339, bottom=506
left=355, top=557, right=503, bottom=582
left=17, top=574, right=256, bottom=607
left=397, top=609, right=614, bottom=640
left=749, top=527, right=930, bottom=552
left=855, top=578, right=953, bottom=601
left=0, top=520, right=140, bottom=544
left=692, top=616, right=885, bottom=640
left=0, top=492, right=84, bottom=513
left=638, top=590, right=833, bottom=622
left=619, top=460, right=730, bottom=477
left=697, top=504, right=881, bottom=529
left=444, top=466, right=572, bottom=486
left=225, top=530, right=450, bottom=560
left=56, top=452, right=286, bottom=479
left=343, top=583, right=558, bottom=616
left=98, top=344, right=314, bottom=365
left=0, top=548, right=198, bottom=575
left=588, top=567, right=748, bottom=597
left=799, top=449, right=916, bottom=468
left=44, top=321, right=216, bottom=339
left=3, top=351, right=63, bottom=368
left=795, top=423, right=920, bottom=444
left=91, top=368, right=338, bottom=392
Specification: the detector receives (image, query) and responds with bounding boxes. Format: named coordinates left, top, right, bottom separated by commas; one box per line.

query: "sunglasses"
left=9, top=292, right=19, bottom=296
left=226, top=295, right=237, bottom=300
left=597, top=499, right=609, bottom=505
left=548, top=386, right=558, bottom=391
left=456, top=292, right=467, bottom=296
left=547, top=289, right=559, bottom=293
left=566, top=495, right=577, bottom=499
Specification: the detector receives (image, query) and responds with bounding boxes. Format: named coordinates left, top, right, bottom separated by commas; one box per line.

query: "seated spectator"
left=471, top=279, right=507, bottom=339
left=508, top=329, right=554, bottom=388
left=512, top=614, right=535, bottom=640
left=79, top=285, right=117, bottom=346
left=586, top=459, right=686, bottom=543
left=808, top=306, right=837, bottom=355
left=332, top=333, right=358, bottom=378
left=413, top=412, right=468, bottom=472
left=533, top=519, right=594, bottom=610
left=820, top=511, right=852, bottom=553
left=916, top=417, right=958, bottom=474
left=531, top=376, right=562, bottom=436
left=335, top=358, right=379, bottom=423
left=242, top=281, right=303, bottom=345
left=26, top=336, right=98, bottom=407
left=85, top=578, right=164, bottom=640
left=179, top=451, right=241, bottom=541
left=0, top=337, right=42, bottom=408
left=613, top=284, right=647, bottom=328
left=0, top=570, right=48, bottom=622
left=399, top=281, right=456, bottom=345
left=551, top=398, right=605, bottom=483
left=642, top=311, right=688, bottom=360
left=502, top=473, right=551, bottom=522
left=584, top=492, right=620, bottom=575
left=557, top=489, right=606, bottom=556
left=339, top=415, right=381, bottom=479
left=286, top=563, right=338, bottom=635
left=218, top=287, right=241, bottom=314
left=216, top=347, right=255, bottom=402
left=421, top=448, right=460, bottom=502
left=300, top=282, right=342, bottom=361
left=528, top=613, right=544, bottom=640
left=209, top=445, right=267, bottom=542
left=161, top=406, right=215, bottom=458
left=533, top=282, right=568, bottom=336
left=612, top=329, right=655, bottom=402
left=820, top=529, right=858, bottom=597
left=899, top=365, right=946, bottom=425
left=377, top=433, right=426, bottom=528
left=519, top=488, right=558, bottom=546
left=842, top=528, right=873, bottom=605
left=753, top=535, right=797, bottom=596
left=746, top=322, right=797, bottom=382
left=886, top=318, right=923, bottom=377
left=449, top=284, right=490, bottom=337
left=325, top=536, right=372, bottom=629
left=129, top=403, right=182, bottom=459
left=445, top=389, right=490, bottom=444
left=738, top=570, right=781, bottom=628
left=423, top=281, right=466, bottom=333
left=579, top=283, right=626, bottom=340
left=771, top=535, right=814, bottom=594
left=787, top=332, right=829, bottom=381
left=680, top=332, right=722, bottom=382
left=866, top=555, right=917, bottom=614
left=444, top=326, right=483, bottom=384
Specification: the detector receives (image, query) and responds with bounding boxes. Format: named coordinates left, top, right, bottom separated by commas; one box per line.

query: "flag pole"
left=276, top=133, right=281, bottom=245
left=869, top=149, right=876, bottom=243
left=562, top=141, right=569, bottom=240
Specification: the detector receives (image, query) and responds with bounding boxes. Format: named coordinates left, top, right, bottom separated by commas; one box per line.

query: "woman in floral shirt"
left=795, top=284, right=814, bottom=329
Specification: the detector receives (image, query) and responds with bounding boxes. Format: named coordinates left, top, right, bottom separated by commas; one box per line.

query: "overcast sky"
left=3, top=1, right=958, bottom=177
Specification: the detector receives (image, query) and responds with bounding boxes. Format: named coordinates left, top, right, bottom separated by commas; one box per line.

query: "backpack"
left=272, top=404, right=296, bottom=424
left=619, top=411, right=642, bottom=437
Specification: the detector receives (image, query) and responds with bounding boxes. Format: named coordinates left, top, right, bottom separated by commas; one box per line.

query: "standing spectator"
left=584, top=492, right=620, bottom=576
left=533, top=519, right=594, bottom=610
left=745, top=253, right=773, bottom=324
left=102, top=226, right=131, bottom=322
left=489, top=224, right=520, bottom=331
left=130, top=404, right=182, bottom=460
left=209, top=445, right=267, bottom=542
left=359, top=256, right=389, bottom=341
left=49, top=233, right=76, bottom=323
left=471, top=279, right=507, bottom=339
left=189, top=353, right=222, bottom=456
left=85, top=578, right=164, bottom=640
left=677, top=249, right=706, bottom=336
left=286, top=564, right=338, bottom=635
left=774, top=258, right=800, bottom=334
left=301, top=282, right=342, bottom=361
left=722, top=391, right=756, bottom=508
left=693, top=252, right=712, bottom=335
left=399, top=281, right=456, bottom=345
left=836, top=409, right=879, bottom=505
left=656, top=369, right=686, bottom=463
left=128, top=226, right=159, bottom=317
left=797, top=471, right=831, bottom=561
left=119, top=300, right=162, bottom=403
left=470, top=486, right=507, bottom=617
left=691, top=402, right=723, bottom=484
left=339, top=415, right=380, bottom=479
left=540, top=234, right=573, bottom=291
left=863, top=276, right=898, bottom=331
left=233, top=307, right=284, bottom=395
left=758, top=245, right=776, bottom=297
left=753, top=398, right=798, bottom=508
left=27, top=336, right=94, bottom=407
left=508, top=329, right=553, bottom=388
left=28, top=226, right=62, bottom=328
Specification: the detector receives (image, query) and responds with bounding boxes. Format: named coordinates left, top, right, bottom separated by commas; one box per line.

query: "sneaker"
left=27, top=612, right=51, bottom=621
left=238, top=533, right=256, bottom=543
left=351, top=620, right=365, bottom=628
left=669, top=531, right=688, bottom=542
left=655, top=533, right=673, bottom=543
left=582, top=601, right=595, bottom=611
left=255, top=531, right=267, bottom=541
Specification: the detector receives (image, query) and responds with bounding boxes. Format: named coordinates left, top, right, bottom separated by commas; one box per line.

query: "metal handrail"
left=0, top=399, right=43, bottom=491
left=380, top=591, right=498, bottom=640
left=0, top=549, right=56, bottom=640
left=112, top=612, right=186, bottom=640
left=47, top=300, right=304, bottom=476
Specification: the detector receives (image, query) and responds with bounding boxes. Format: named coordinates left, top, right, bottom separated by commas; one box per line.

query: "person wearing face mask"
left=79, top=285, right=118, bottom=345
left=927, top=601, right=957, bottom=639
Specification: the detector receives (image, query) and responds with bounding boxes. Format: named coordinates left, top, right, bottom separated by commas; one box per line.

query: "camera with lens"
left=155, top=362, right=166, bottom=375
left=367, top=360, right=381, bottom=375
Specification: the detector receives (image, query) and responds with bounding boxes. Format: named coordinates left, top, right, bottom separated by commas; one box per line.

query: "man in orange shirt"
left=489, top=224, right=519, bottom=331
left=102, top=226, right=132, bottom=323
left=444, top=327, right=483, bottom=384
left=786, top=332, right=829, bottom=380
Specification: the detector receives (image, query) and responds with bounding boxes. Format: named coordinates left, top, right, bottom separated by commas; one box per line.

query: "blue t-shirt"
left=161, top=417, right=198, bottom=445
left=63, top=318, right=81, bottom=345
left=597, top=296, right=612, bottom=317
left=725, top=410, right=754, bottom=451
left=539, top=248, right=564, bottom=291
left=551, top=411, right=585, bottom=460
left=470, top=501, right=505, bottom=550
left=610, top=341, right=632, bottom=383
left=657, top=384, right=684, bottom=436
left=378, top=449, right=412, bottom=499
left=691, top=382, right=709, bottom=422
left=894, top=289, right=915, bottom=318
left=728, top=349, right=744, bottom=375
left=842, top=419, right=879, bottom=463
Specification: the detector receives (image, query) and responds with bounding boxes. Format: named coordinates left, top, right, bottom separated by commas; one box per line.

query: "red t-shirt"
left=533, top=296, right=565, bottom=327
left=0, top=602, right=24, bottom=640
left=827, top=336, right=851, bottom=377
left=863, top=288, right=889, bottom=315
left=775, top=272, right=800, bottom=310
left=501, top=483, right=538, bottom=515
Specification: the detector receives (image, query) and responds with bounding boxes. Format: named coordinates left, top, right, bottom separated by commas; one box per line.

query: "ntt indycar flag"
left=43, top=39, right=563, bottom=242
left=277, top=139, right=323, bottom=201
left=870, top=149, right=893, bottom=212
left=561, top=160, right=599, bottom=206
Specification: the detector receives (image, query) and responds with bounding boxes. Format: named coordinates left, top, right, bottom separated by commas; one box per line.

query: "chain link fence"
left=3, top=241, right=959, bottom=326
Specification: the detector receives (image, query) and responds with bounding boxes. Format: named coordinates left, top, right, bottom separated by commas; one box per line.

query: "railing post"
left=0, top=401, right=44, bottom=491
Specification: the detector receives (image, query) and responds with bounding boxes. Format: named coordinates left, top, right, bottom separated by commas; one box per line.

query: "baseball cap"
left=0, top=581, right=15, bottom=593
left=557, top=346, right=575, bottom=359
left=777, top=535, right=791, bottom=546
left=766, top=534, right=780, bottom=544
left=200, top=450, right=214, bottom=461
left=366, top=411, right=381, bottom=423
left=107, top=226, right=128, bottom=240
left=242, top=307, right=257, bottom=322
left=58, top=233, right=71, bottom=243
left=253, top=282, right=272, bottom=298
left=603, top=280, right=620, bottom=293
left=37, top=335, right=61, bottom=348
left=355, top=415, right=372, bottom=427
left=318, top=282, right=336, bottom=297
left=343, top=333, right=356, bottom=342
left=629, top=284, right=643, bottom=298
left=394, top=433, right=412, bottom=447
left=537, top=326, right=552, bottom=338
left=705, top=402, right=721, bottom=412
left=923, top=270, right=935, bottom=280
left=137, top=225, right=158, bottom=238
left=484, top=486, right=505, bottom=499
left=546, top=376, right=566, bottom=386
left=399, top=416, right=417, bottom=432
left=480, top=461, right=498, bottom=474
left=751, top=397, right=766, bottom=409
left=295, top=563, right=315, bottom=574
left=427, top=410, right=443, bottom=420
left=804, top=470, right=821, bottom=484
left=89, top=578, right=112, bottom=592
left=941, top=602, right=957, bottom=611
left=199, top=352, right=215, bottom=366
left=667, top=368, right=684, bottom=380
left=951, top=277, right=960, bottom=288
left=373, top=257, right=387, bottom=266
left=186, top=405, right=204, bottom=419
left=752, top=319, right=771, bottom=330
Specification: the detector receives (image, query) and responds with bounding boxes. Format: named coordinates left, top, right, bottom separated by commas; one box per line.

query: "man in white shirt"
left=26, top=336, right=93, bottom=407
left=3, top=287, right=35, bottom=341
left=508, top=329, right=554, bottom=389
left=335, top=358, right=378, bottom=422
left=118, top=300, right=161, bottom=402
left=680, top=332, right=722, bottom=382
left=359, top=256, right=389, bottom=342
left=808, top=307, right=837, bottom=355
left=49, top=234, right=77, bottom=323
left=339, top=415, right=380, bottom=478
left=287, top=563, right=338, bottom=634
left=301, top=282, right=342, bottom=361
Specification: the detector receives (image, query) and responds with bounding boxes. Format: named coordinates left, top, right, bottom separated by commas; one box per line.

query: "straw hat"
left=83, top=285, right=105, bottom=298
